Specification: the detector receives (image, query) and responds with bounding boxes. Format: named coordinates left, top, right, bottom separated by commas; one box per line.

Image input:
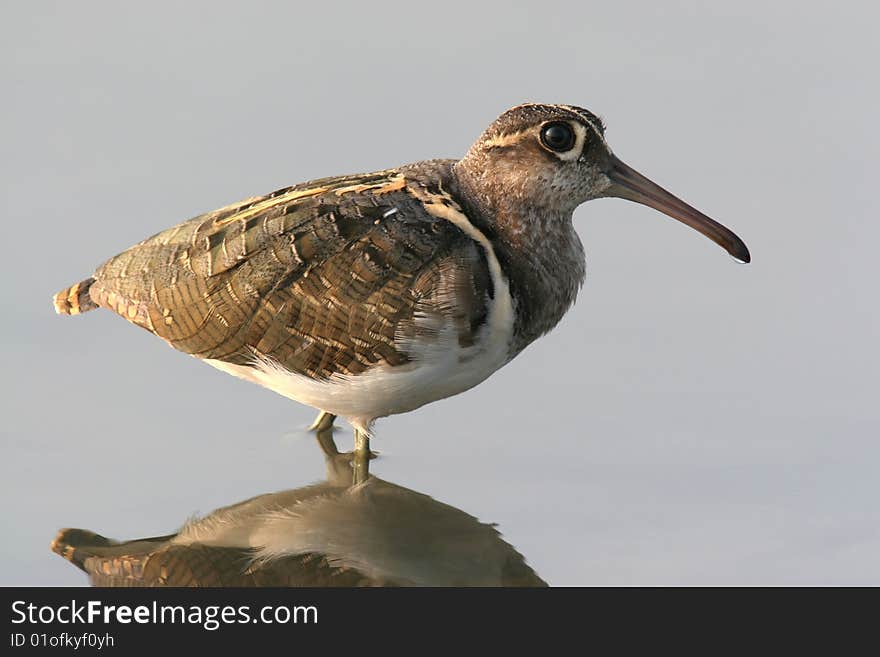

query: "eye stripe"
left=479, top=118, right=590, bottom=161
left=481, top=129, right=532, bottom=149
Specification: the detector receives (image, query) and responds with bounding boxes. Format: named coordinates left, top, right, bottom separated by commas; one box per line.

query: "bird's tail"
left=50, top=528, right=116, bottom=572
left=53, top=277, right=98, bottom=315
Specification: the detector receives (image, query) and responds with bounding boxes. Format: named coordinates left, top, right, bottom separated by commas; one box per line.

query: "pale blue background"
left=2, top=1, right=877, bottom=584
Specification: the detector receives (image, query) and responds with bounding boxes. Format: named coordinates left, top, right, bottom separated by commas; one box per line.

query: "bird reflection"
left=51, top=429, right=546, bottom=586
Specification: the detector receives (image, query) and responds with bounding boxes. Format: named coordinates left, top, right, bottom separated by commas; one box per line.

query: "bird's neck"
left=451, top=160, right=586, bottom=353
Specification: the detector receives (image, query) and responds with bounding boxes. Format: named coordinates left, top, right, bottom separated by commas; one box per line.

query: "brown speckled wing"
left=88, top=163, right=491, bottom=379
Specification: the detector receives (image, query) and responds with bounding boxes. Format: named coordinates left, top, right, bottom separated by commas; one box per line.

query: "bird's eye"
left=540, top=122, right=576, bottom=152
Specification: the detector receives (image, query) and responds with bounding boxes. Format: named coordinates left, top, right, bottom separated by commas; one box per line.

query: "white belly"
left=205, top=325, right=509, bottom=432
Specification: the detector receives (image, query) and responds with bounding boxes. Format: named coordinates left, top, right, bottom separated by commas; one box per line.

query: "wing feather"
left=89, top=165, right=492, bottom=379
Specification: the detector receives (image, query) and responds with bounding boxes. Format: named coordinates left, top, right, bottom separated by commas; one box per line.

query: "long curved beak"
left=606, top=156, right=750, bottom=263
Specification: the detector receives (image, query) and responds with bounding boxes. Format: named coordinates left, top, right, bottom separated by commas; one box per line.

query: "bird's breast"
left=493, top=221, right=586, bottom=354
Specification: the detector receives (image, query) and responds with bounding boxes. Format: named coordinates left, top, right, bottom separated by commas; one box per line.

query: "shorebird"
left=54, top=103, right=749, bottom=481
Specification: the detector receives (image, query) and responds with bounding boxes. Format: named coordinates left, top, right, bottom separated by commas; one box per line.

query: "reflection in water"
left=51, top=429, right=546, bottom=586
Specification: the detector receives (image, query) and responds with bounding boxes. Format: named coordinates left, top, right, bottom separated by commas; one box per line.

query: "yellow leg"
left=308, top=411, right=336, bottom=432
left=352, top=428, right=371, bottom=485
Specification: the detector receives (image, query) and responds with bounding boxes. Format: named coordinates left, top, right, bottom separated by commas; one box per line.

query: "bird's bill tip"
left=606, top=156, right=750, bottom=263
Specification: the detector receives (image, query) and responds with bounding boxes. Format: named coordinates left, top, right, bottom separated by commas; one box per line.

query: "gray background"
left=2, top=1, right=877, bottom=585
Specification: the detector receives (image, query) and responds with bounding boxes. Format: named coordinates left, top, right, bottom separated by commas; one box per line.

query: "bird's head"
left=455, top=103, right=750, bottom=263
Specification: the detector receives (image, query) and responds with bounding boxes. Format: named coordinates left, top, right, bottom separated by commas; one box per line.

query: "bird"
left=53, top=103, right=750, bottom=480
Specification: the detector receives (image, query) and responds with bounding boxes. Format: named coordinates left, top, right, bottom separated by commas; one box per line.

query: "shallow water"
left=3, top=2, right=879, bottom=586
left=51, top=428, right=547, bottom=586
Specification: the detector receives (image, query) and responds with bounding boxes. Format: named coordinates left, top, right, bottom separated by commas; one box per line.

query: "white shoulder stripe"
left=406, top=182, right=511, bottom=305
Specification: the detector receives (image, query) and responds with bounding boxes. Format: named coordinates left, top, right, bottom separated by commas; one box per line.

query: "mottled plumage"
left=73, top=162, right=494, bottom=380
